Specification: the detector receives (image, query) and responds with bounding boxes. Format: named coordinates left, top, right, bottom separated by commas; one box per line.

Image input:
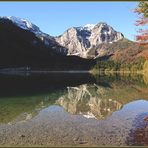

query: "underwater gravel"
left=0, top=102, right=148, bottom=147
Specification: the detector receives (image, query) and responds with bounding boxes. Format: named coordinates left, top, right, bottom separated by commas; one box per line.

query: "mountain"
left=0, top=17, right=95, bottom=70
left=55, top=22, right=147, bottom=64
left=0, top=16, right=147, bottom=71
left=55, top=22, right=124, bottom=58
left=1, top=16, right=68, bottom=55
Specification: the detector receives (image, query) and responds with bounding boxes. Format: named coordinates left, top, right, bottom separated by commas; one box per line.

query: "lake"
left=0, top=72, right=148, bottom=146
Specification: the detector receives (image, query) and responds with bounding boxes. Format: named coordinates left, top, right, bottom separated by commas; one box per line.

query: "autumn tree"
left=134, top=2, right=148, bottom=43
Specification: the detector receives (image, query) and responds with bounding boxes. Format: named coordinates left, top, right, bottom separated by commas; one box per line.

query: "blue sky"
left=0, top=2, right=139, bottom=40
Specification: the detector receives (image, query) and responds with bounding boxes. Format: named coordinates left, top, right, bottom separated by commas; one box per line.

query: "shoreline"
left=0, top=68, right=147, bottom=77
left=0, top=70, right=90, bottom=74
left=89, top=70, right=145, bottom=75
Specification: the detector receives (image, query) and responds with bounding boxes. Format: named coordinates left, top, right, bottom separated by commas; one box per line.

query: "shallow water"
left=0, top=73, right=148, bottom=146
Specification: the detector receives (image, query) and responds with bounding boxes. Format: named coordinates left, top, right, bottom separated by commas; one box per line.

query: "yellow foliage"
left=143, top=60, right=148, bottom=72
left=143, top=60, right=148, bottom=84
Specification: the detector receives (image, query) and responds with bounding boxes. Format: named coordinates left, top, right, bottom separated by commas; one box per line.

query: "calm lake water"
left=0, top=72, right=148, bottom=146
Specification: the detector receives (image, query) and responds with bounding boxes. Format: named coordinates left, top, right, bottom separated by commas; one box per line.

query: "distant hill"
left=93, top=38, right=147, bottom=63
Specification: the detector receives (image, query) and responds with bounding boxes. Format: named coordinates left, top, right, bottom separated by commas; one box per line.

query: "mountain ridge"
left=2, top=16, right=125, bottom=59
left=0, top=16, right=68, bottom=55
left=0, top=16, right=147, bottom=71
left=0, top=17, right=95, bottom=70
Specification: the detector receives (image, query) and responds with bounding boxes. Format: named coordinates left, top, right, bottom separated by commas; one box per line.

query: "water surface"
left=0, top=73, right=148, bottom=146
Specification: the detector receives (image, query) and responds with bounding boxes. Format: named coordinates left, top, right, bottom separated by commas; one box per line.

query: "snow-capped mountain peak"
left=76, top=23, right=95, bottom=31
left=83, top=24, right=95, bottom=30
left=2, top=16, right=41, bottom=35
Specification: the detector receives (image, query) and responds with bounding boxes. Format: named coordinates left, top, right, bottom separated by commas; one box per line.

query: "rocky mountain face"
left=55, top=23, right=124, bottom=58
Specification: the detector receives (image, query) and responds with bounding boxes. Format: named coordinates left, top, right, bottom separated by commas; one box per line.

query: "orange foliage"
left=136, top=34, right=148, bottom=42
left=134, top=2, right=148, bottom=43
left=135, top=17, right=148, bottom=26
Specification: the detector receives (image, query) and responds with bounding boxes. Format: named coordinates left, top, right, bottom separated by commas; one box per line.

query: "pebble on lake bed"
left=19, top=134, right=25, bottom=138
left=144, top=116, right=148, bottom=122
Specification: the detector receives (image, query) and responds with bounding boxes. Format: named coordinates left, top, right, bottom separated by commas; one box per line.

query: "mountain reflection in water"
left=0, top=73, right=148, bottom=123
left=56, top=84, right=122, bottom=119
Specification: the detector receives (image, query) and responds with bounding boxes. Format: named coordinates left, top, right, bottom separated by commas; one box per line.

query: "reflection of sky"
left=122, top=100, right=148, bottom=112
